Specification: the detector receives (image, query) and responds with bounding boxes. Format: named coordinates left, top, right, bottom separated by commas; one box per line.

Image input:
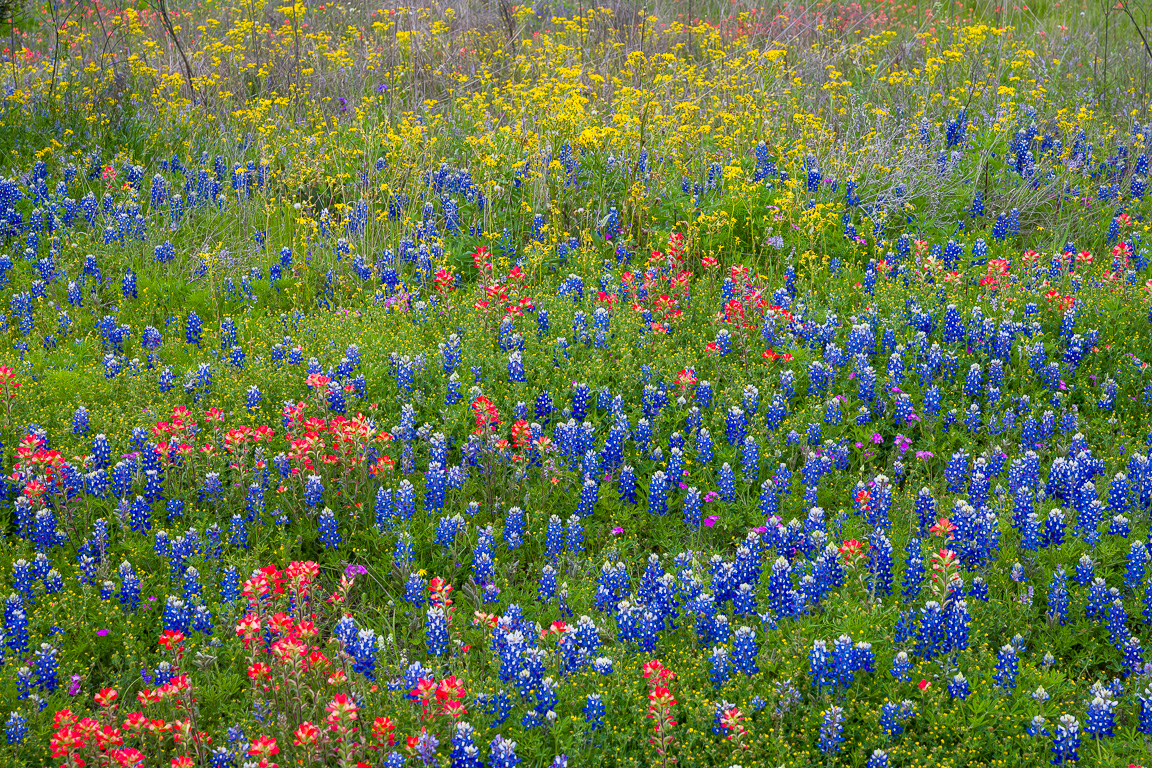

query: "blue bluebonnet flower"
left=1042, top=508, right=1066, bottom=547
left=1109, top=514, right=1130, bottom=537
left=538, top=566, right=557, bottom=601
left=617, top=465, right=637, bottom=505
left=1051, top=714, right=1081, bottom=764
left=584, top=693, right=605, bottom=730
left=565, top=515, right=584, bottom=555
left=1084, top=683, right=1117, bottom=739
left=891, top=651, right=912, bottom=682
left=768, top=556, right=796, bottom=620
left=1073, top=555, right=1095, bottom=586
left=724, top=406, right=747, bottom=446
left=1047, top=566, right=1069, bottom=626
left=732, top=625, right=759, bottom=676
left=868, top=529, right=894, bottom=597
left=648, top=471, right=669, bottom=516
left=162, top=595, right=191, bottom=633
left=710, top=645, right=732, bottom=689
left=32, top=643, right=58, bottom=693
left=719, top=463, right=737, bottom=503
left=1086, top=578, right=1112, bottom=623
left=1125, top=540, right=1148, bottom=590
left=4, top=711, right=27, bottom=745
left=1121, top=637, right=1144, bottom=677
left=817, top=706, right=844, bottom=754
left=544, top=515, right=564, bottom=559
left=902, top=537, right=924, bottom=602
left=488, top=735, right=521, bottom=768
left=696, top=379, right=713, bottom=408
left=1136, top=688, right=1152, bottom=736
left=71, top=406, right=90, bottom=436
left=682, top=486, right=702, bottom=530
left=425, top=607, right=449, bottom=656
left=995, top=644, right=1019, bottom=691
left=507, top=351, right=526, bottom=383
left=915, top=601, right=945, bottom=660
left=393, top=533, right=414, bottom=570
left=1105, top=599, right=1130, bottom=648
left=879, top=699, right=915, bottom=739
left=504, top=506, right=525, bottom=549
left=318, top=508, right=341, bottom=549
left=448, top=722, right=482, bottom=768
left=949, top=672, right=970, bottom=699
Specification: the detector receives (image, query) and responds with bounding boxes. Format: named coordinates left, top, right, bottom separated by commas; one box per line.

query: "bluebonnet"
left=879, top=699, right=915, bottom=739
left=1125, top=540, right=1148, bottom=590
left=318, top=508, right=341, bottom=549
left=725, top=406, right=747, bottom=445
left=1137, top=688, right=1152, bottom=736
left=425, top=607, right=449, bottom=656
left=1084, top=683, right=1117, bottom=739
left=488, top=735, right=521, bottom=768
left=710, top=645, right=732, bottom=689
left=32, top=643, right=58, bottom=693
left=1047, top=566, right=1069, bottom=626
left=118, top=561, right=141, bottom=613
left=891, top=650, right=912, bottom=682
left=649, top=470, right=669, bottom=515
left=583, top=693, right=605, bottom=729
left=1042, top=508, right=1066, bottom=547
left=564, top=515, right=584, bottom=555
left=817, top=706, right=844, bottom=754
left=393, top=533, right=414, bottom=570
left=538, top=566, right=557, bottom=601
left=915, top=601, right=945, bottom=660
left=1121, top=637, right=1144, bottom=677
left=1109, top=514, right=1130, bottom=537
left=1051, top=715, right=1081, bottom=764
left=767, top=556, right=795, bottom=620
left=902, top=538, right=925, bottom=602
left=1086, top=578, right=1111, bottom=623
left=1074, top=555, right=1095, bottom=586
left=163, top=596, right=190, bottom=633
left=683, top=486, right=702, bottom=530
left=1105, top=599, right=1130, bottom=647
left=544, top=515, right=564, bottom=560
left=617, top=465, right=637, bottom=504
left=719, top=463, right=737, bottom=502
left=504, top=506, right=525, bottom=549
left=868, top=529, right=894, bottom=597
left=732, top=625, right=759, bottom=675
left=995, top=644, right=1019, bottom=691
left=4, top=711, right=27, bottom=745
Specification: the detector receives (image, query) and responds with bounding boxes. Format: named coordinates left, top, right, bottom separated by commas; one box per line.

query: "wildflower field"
left=3, top=0, right=1152, bottom=765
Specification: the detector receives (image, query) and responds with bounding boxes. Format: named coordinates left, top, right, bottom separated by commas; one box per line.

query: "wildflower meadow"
left=1, top=0, right=1152, bottom=765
